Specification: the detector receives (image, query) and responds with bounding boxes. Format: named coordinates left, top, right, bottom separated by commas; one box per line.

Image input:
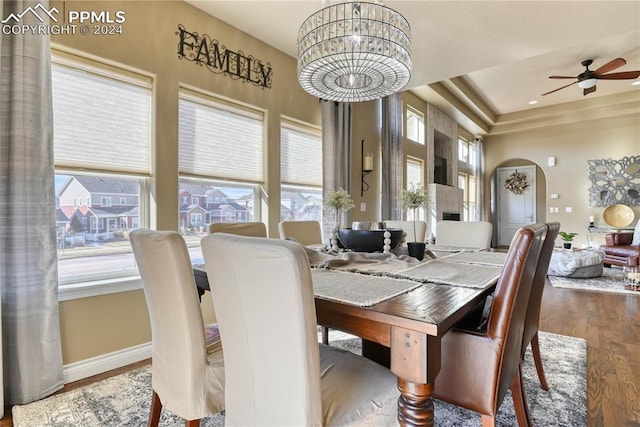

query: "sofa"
left=599, top=220, right=640, bottom=267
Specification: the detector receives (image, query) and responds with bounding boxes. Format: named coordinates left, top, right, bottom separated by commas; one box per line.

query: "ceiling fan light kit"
left=296, top=1, right=412, bottom=102
left=543, top=57, right=640, bottom=97
left=577, top=78, right=597, bottom=89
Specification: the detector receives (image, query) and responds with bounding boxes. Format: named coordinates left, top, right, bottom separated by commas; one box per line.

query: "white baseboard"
left=63, top=342, right=152, bottom=384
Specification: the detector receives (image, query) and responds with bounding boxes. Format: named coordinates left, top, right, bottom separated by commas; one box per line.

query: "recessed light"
left=529, top=100, right=538, bottom=105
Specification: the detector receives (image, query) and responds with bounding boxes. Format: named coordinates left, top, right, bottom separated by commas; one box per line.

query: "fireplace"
left=443, top=212, right=460, bottom=221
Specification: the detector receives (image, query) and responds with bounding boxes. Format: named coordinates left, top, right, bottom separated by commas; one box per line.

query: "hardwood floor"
left=539, top=281, right=640, bottom=427
left=2, top=282, right=639, bottom=426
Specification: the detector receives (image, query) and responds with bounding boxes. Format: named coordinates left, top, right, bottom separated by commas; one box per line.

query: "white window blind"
left=52, top=61, right=152, bottom=174
left=179, top=93, right=264, bottom=182
left=280, top=120, right=322, bottom=187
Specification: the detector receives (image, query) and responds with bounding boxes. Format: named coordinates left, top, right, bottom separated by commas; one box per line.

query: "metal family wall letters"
left=177, top=25, right=272, bottom=89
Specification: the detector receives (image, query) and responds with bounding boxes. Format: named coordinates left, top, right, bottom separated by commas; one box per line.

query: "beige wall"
left=350, top=101, right=382, bottom=222
left=52, top=0, right=320, bottom=364
left=484, top=113, right=640, bottom=248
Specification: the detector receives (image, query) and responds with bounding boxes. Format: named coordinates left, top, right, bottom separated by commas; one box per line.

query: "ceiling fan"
left=542, top=58, right=640, bottom=96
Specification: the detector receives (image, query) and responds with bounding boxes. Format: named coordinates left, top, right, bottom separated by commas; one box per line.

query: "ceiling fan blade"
left=597, top=71, right=640, bottom=80
left=541, top=81, right=578, bottom=96
left=594, top=57, right=626, bottom=74
left=583, top=85, right=597, bottom=96
left=549, top=75, right=577, bottom=79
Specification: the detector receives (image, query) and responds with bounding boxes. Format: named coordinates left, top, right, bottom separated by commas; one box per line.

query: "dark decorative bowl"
left=337, top=228, right=403, bottom=253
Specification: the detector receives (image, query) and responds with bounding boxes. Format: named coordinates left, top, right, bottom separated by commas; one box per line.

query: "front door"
left=497, top=165, right=536, bottom=246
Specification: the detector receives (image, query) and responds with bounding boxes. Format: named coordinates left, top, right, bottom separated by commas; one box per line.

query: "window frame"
left=405, top=106, right=425, bottom=145
left=176, top=87, right=266, bottom=246
left=52, top=50, right=153, bottom=301
left=405, top=156, right=425, bottom=221
left=279, top=117, right=323, bottom=223
left=457, top=137, right=478, bottom=222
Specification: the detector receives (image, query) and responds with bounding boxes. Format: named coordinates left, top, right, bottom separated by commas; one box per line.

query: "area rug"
left=549, top=266, right=640, bottom=296
left=12, top=331, right=586, bottom=426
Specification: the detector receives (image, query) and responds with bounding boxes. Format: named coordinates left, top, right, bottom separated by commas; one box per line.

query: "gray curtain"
left=474, top=137, right=485, bottom=221
left=321, top=100, right=352, bottom=241
left=0, top=0, right=63, bottom=404
left=381, top=93, right=403, bottom=220
left=0, top=0, right=3, bottom=415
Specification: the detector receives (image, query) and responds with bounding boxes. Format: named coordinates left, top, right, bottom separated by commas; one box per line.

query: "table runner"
left=305, top=246, right=421, bottom=274
left=312, top=269, right=422, bottom=307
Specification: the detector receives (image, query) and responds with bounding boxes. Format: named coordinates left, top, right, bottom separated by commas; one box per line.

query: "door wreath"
left=504, top=171, right=529, bottom=195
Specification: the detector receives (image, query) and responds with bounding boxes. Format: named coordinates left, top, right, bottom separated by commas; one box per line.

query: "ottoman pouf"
left=548, top=248, right=605, bottom=278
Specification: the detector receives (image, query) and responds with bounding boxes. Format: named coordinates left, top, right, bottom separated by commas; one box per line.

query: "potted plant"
left=324, top=188, right=354, bottom=250
left=401, top=183, right=428, bottom=260
left=559, top=231, right=578, bottom=249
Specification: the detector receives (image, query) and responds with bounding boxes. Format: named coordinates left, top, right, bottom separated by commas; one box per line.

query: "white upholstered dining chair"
left=130, top=229, right=225, bottom=427
left=278, top=220, right=323, bottom=246
left=435, top=220, right=493, bottom=249
left=201, top=233, right=400, bottom=426
left=208, top=221, right=267, bottom=237
left=278, top=219, right=330, bottom=343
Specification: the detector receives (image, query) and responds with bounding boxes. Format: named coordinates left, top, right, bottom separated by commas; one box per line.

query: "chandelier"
left=297, top=1, right=411, bottom=102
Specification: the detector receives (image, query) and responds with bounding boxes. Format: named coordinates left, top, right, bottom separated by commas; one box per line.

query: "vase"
left=407, top=242, right=426, bottom=260
left=563, top=242, right=572, bottom=249
left=330, top=224, right=340, bottom=251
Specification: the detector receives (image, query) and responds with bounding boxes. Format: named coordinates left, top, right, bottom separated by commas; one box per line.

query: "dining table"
left=194, top=245, right=506, bottom=426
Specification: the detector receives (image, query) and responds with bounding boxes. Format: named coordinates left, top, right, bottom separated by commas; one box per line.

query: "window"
left=120, top=197, right=126, bottom=205
left=458, top=137, right=478, bottom=221
left=405, top=157, right=425, bottom=221
left=280, top=118, right=323, bottom=223
left=458, top=137, right=476, bottom=167
left=406, top=107, right=424, bottom=144
left=53, top=52, right=152, bottom=292
left=178, top=89, right=264, bottom=262
left=190, top=212, right=203, bottom=224
left=458, top=173, right=477, bottom=221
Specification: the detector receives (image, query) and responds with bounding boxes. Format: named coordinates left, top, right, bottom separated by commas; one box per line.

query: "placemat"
left=443, top=251, right=507, bottom=267
left=311, top=269, right=422, bottom=307
left=395, top=259, right=501, bottom=289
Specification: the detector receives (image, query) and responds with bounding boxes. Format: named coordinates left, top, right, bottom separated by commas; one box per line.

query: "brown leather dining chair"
left=522, top=222, right=560, bottom=391
left=433, top=223, right=547, bottom=427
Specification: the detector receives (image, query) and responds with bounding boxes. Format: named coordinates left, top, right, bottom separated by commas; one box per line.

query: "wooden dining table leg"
left=397, top=379, right=434, bottom=426
left=390, top=326, right=441, bottom=427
